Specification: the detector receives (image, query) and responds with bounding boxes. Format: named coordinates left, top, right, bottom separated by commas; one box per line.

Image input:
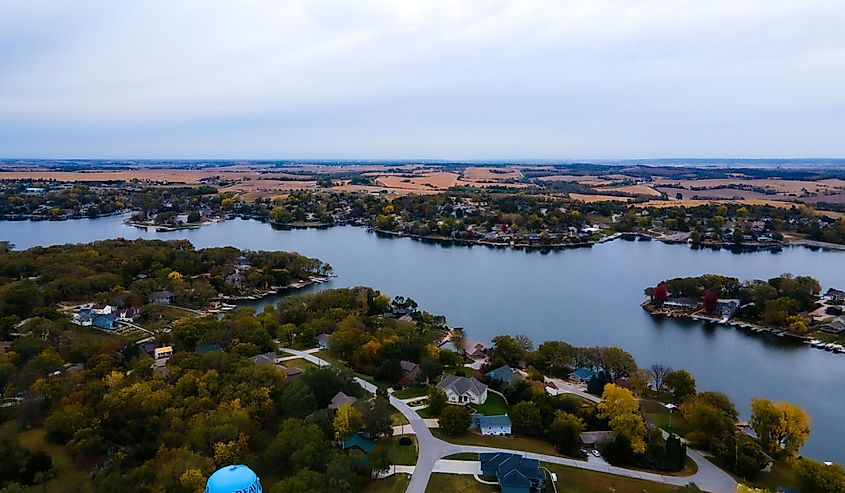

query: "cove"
left=2, top=215, right=844, bottom=462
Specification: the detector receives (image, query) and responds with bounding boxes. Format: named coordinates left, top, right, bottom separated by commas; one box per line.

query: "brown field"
left=375, top=172, right=461, bottom=190
left=635, top=198, right=810, bottom=209
left=462, top=166, right=523, bottom=181
left=597, top=184, right=662, bottom=197
left=804, top=192, right=845, bottom=204
left=568, top=193, right=633, bottom=203
left=456, top=179, right=530, bottom=189
left=219, top=179, right=317, bottom=201
left=0, top=169, right=252, bottom=183
left=652, top=177, right=845, bottom=195
left=655, top=187, right=792, bottom=201
left=535, top=175, right=613, bottom=185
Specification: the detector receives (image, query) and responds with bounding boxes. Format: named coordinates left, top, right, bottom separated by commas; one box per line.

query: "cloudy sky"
left=1, top=0, right=843, bottom=159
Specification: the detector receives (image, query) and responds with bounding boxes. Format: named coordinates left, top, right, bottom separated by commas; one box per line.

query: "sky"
left=1, top=0, right=844, bottom=160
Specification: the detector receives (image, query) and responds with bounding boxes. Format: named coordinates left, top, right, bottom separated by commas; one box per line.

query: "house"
left=472, top=414, right=512, bottom=436
left=116, top=307, right=140, bottom=322
left=250, top=352, right=278, bottom=367
left=342, top=433, right=375, bottom=454
left=149, top=291, right=175, bottom=305
left=580, top=431, right=617, bottom=449
left=154, top=346, right=173, bottom=360
left=329, top=391, right=358, bottom=410
left=486, top=365, right=521, bottom=385
left=73, top=308, right=94, bottom=326
left=92, top=313, right=118, bottom=330
left=717, top=299, right=740, bottom=319
left=480, top=453, right=545, bottom=493
left=317, top=333, right=331, bottom=350
left=400, top=360, right=422, bottom=382
left=569, top=368, right=597, bottom=383
left=820, top=318, right=845, bottom=334
left=281, top=366, right=302, bottom=380
left=466, top=342, right=489, bottom=359
left=437, top=375, right=488, bottom=405
left=663, top=298, right=700, bottom=310
left=91, top=304, right=114, bottom=315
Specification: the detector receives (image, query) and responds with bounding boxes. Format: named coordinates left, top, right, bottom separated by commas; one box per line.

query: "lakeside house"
left=480, top=453, right=545, bottom=493
left=400, top=360, right=422, bottom=382
left=826, top=288, right=845, bottom=303
left=569, top=368, right=597, bottom=383
left=329, top=391, right=358, bottom=410
left=663, top=297, right=700, bottom=310
left=486, top=365, right=521, bottom=385
left=437, top=375, right=488, bottom=405
left=472, top=414, right=512, bottom=436
left=466, top=342, right=489, bottom=359
left=149, top=290, right=175, bottom=305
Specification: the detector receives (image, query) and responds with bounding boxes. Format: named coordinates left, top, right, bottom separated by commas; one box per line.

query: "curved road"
left=282, top=348, right=737, bottom=493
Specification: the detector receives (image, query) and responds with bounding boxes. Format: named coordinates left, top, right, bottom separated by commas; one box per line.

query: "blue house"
left=472, top=414, right=512, bottom=436
left=570, top=368, right=597, bottom=383
left=92, top=313, right=117, bottom=330
left=486, top=365, right=521, bottom=385
left=480, top=453, right=545, bottom=493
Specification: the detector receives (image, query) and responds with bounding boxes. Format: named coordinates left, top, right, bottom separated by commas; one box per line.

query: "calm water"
left=2, top=216, right=844, bottom=462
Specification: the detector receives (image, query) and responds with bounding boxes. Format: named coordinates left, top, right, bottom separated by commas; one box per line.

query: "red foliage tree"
left=654, top=284, right=668, bottom=303
left=702, top=291, right=719, bottom=313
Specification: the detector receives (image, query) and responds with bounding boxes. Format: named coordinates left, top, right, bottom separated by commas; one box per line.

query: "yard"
left=280, top=357, right=317, bottom=371
left=391, top=386, right=428, bottom=399
left=361, top=474, right=410, bottom=493
left=424, top=473, right=499, bottom=493
left=640, top=399, right=691, bottom=437
left=380, top=435, right=418, bottom=466
left=544, top=463, right=689, bottom=493
left=18, top=428, right=91, bottom=493
left=470, top=392, right=509, bottom=416
left=431, top=429, right=570, bottom=458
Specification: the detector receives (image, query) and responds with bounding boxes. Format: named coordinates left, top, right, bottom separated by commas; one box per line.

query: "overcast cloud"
left=0, top=0, right=843, bottom=159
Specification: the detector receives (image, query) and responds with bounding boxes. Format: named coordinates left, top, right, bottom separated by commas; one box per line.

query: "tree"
left=269, top=469, right=325, bottom=493
left=510, top=401, right=542, bottom=436
left=598, top=347, right=636, bottom=379
left=750, top=398, right=810, bottom=458
left=333, top=403, right=363, bottom=440
left=703, top=291, right=719, bottom=314
left=368, top=443, right=392, bottom=479
left=549, top=411, right=583, bottom=454
left=649, top=364, right=672, bottom=393
left=628, top=367, right=652, bottom=396
left=665, top=370, right=696, bottom=402
left=597, top=384, right=647, bottom=455
left=439, top=406, right=472, bottom=436
left=654, top=284, right=668, bottom=304
left=795, top=458, right=845, bottom=493
left=363, top=398, right=394, bottom=439
left=427, top=386, right=448, bottom=417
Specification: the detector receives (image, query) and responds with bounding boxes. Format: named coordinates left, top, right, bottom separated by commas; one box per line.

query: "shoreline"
left=641, top=301, right=845, bottom=354
left=219, top=275, right=334, bottom=304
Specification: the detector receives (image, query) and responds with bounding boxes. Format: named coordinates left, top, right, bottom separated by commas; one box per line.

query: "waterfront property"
left=437, top=375, right=488, bottom=405
left=486, top=365, right=521, bottom=385
left=569, top=368, right=597, bottom=383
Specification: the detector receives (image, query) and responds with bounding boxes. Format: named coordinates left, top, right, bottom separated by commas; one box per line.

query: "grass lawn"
left=544, top=463, right=687, bottom=493
left=19, top=428, right=91, bottom=493
left=360, top=474, right=410, bottom=493
left=741, top=460, right=799, bottom=492
left=424, top=473, right=498, bottom=493
left=391, top=412, right=410, bottom=426
left=416, top=406, right=435, bottom=418
left=432, top=429, right=573, bottom=459
left=281, top=358, right=317, bottom=371
left=640, top=399, right=690, bottom=437
left=392, top=386, right=428, bottom=399
left=380, top=436, right=418, bottom=466
left=443, top=452, right=478, bottom=461
left=313, top=349, right=345, bottom=366
left=470, top=392, right=509, bottom=416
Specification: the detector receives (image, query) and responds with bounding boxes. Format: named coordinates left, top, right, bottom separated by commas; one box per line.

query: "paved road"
left=282, top=348, right=737, bottom=493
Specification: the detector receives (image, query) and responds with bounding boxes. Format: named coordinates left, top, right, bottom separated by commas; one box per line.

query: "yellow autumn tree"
left=750, top=398, right=810, bottom=458
left=333, top=402, right=363, bottom=440
left=168, top=271, right=183, bottom=281
left=597, top=384, right=648, bottom=454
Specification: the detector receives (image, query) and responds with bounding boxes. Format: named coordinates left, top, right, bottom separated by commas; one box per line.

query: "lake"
left=2, top=215, right=844, bottom=462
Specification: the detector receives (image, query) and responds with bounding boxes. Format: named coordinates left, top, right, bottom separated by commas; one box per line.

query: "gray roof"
left=249, top=352, right=278, bottom=367
left=580, top=430, right=618, bottom=445
left=400, top=360, right=419, bottom=372
left=329, top=391, right=358, bottom=410
left=437, top=375, right=487, bottom=396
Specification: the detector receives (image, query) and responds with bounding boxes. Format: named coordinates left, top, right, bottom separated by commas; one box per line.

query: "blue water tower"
left=205, top=465, right=262, bottom=493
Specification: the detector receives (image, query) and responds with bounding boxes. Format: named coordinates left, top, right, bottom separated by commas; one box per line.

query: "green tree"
left=510, top=401, right=542, bottom=436
left=665, top=369, right=697, bottom=402
left=426, top=386, right=448, bottom=417
left=438, top=406, right=472, bottom=436
left=548, top=411, right=583, bottom=454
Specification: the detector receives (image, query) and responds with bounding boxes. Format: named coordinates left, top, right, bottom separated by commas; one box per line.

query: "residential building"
left=569, top=368, right=597, bottom=383
left=472, top=414, right=512, bottom=436
left=480, top=453, right=545, bottom=493
left=486, top=365, right=521, bottom=385
left=154, top=346, right=173, bottom=360
left=437, top=375, right=488, bottom=405
left=329, top=391, right=358, bottom=410
left=400, top=360, right=422, bottom=382
left=580, top=431, right=617, bottom=449
left=149, top=290, right=175, bottom=305
left=317, top=333, right=331, bottom=350
left=249, top=352, right=278, bottom=367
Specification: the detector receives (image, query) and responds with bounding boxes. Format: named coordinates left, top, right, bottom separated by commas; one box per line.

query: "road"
left=283, top=348, right=737, bottom=493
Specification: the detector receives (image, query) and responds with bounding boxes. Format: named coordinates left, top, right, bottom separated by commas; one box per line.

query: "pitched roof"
left=400, top=360, right=420, bottom=372
left=480, top=452, right=543, bottom=488
left=486, top=365, right=518, bottom=382
left=475, top=414, right=512, bottom=428
left=437, top=375, right=487, bottom=396
left=329, top=391, right=358, bottom=410
left=341, top=433, right=375, bottom=453
left=580, top=430, right=618, bottom=446
left=572, top=368, right=596, bottom=380
left=249, top=352, right=278, bottom=367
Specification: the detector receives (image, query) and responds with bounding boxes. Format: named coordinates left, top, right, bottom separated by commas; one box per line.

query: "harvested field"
left=568, top=193, right=633, bottom=203
left=652, top=178, right=845, bottom=195
left=462, top=166, right=522, bottom=181
left=375, top=172, right=460, bottom=190
left=804, top=192, right=845, bottom=204
left=535, top=174, right=613, bottom=185
left=655, top=187, right=792, bottom=201
left=597, top=184, right=662, bottom=197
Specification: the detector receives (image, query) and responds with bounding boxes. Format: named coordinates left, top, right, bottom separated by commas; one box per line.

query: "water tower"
left=205, top=465, right=262, bottom=493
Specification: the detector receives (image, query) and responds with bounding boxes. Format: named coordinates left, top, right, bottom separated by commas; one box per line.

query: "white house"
left=154, top=346, right=173, bottom=360
left=437, top=375, right=488, bottom=405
